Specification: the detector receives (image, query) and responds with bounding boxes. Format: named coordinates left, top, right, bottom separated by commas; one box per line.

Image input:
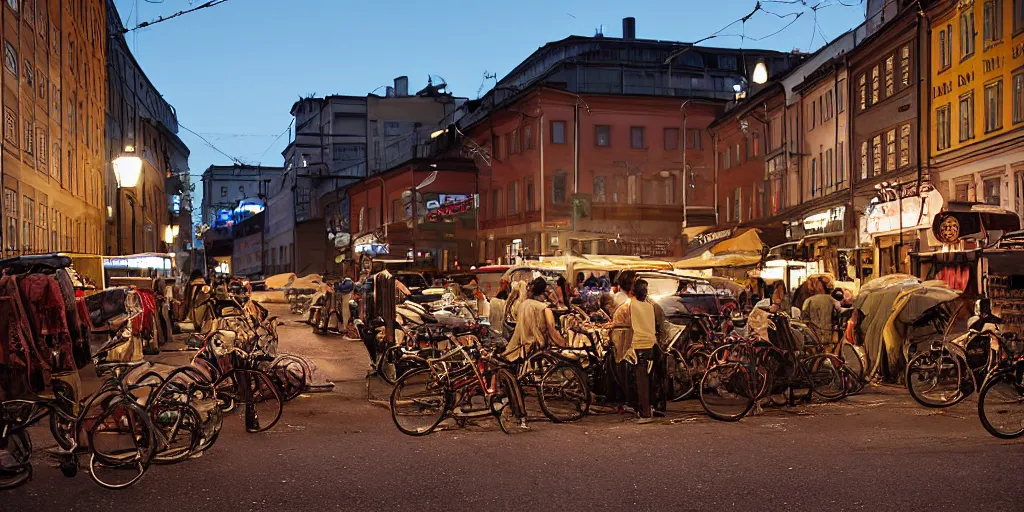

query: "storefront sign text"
left=689, top=229, right=731, bottom=248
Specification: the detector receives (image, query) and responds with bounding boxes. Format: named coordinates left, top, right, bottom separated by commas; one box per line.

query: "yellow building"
left=928, top=0, right=1024, bottom=215
left=1, top=0, right=108, bottom=257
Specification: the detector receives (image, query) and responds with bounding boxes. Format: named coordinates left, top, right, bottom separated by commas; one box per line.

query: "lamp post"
left=112, top=146, right=142, bottom=255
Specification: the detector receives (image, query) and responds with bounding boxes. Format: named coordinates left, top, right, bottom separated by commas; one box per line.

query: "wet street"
left=6, top=306, right=1024, bottom=511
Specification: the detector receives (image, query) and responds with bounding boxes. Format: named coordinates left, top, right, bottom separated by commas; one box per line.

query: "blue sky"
left=115, top=0, right=868, bottom=190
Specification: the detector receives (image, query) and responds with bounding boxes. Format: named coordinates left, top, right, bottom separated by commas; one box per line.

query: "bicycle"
left=389, top=339, right=527, bottom=436
left=906, top=300, right=1020, bottom=408
left=191, top=333, right=284, bottom=433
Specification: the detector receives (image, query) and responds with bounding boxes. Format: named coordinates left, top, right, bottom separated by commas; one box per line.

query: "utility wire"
left=179, top=122, right=244, bottom=164
left=120, top=0, right=233, bottom=33
left=256, top=119, right=295, bottom=165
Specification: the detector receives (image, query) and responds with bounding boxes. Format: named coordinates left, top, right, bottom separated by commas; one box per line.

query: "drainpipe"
left=540, top=112, right=546, bottom=255
left=712, top=131, right=719, bottom=225
left=681, top=100, right=691, bottom=228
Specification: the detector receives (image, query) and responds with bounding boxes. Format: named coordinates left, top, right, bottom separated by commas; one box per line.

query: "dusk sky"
left=114, top=0, right=869, bottom=193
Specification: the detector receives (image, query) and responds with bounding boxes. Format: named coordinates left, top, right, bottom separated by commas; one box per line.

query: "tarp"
left=673, top=252, right=762, bottom=270
left=264, top=273, right=297, bottom=290
left=710, top=229, right=764, bottom=255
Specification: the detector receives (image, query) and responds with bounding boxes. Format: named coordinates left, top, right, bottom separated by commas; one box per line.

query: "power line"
left=179, top=122, right=243, bottom=164
left=120, top=0, right=233, bottom=34
left=256, top=119, right=295, bottom=165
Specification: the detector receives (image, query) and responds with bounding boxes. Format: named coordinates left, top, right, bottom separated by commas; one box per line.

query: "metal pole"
left=897, top=187, right=903, bottom=273
left=116, top=186, right=123, bottom=255
left=681, top=100, right=690, bottom=228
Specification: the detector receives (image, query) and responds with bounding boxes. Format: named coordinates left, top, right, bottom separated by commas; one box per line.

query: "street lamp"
left=163, top=225, right=175, bottom=245
left=752, top=60, right=769, bottom=85
left=112, top=146, right=142, bottom=255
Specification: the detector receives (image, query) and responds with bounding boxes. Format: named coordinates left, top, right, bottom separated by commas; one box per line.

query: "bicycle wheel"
left=666, top=349, right=696, bottom=401
left=268, top=354, right=309, bottom=401
left=87, top=399, right=157, bottom=490
left=699, top=362, right=756, bottom=422
left=151, top=404, right=202, bottom=464
left=840, top=342, right=866, bottom=382
left=804, top=353, right=846, bottom=401
left=0, top=428, right=32, bottom=490
left=216, top=369, right=283, bottom=433
left=390, top=368, right=449, bottom=436
left=906, top=348, right=964, bottom=408
left=538, top=363, right=591, bottom=423
left=492, top=368, right=527, bottom=434
left=978, top=370, right=1024, bottom=439
left=152, top=366, right=223, bottom=453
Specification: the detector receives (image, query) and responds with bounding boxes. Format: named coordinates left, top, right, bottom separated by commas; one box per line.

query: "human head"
left=633, top=279, right=649, bottom=301
left=576, top=272, right=585, bottom=285
left=831, top=288, right=845, bottom=302
left=500, top=278, right=510, bottom=290
left=617, top=270, right=637, bottom=295
left=530, top=277, right=548, bottom=298
left=190, top=269, right=204, bottom=281
left=557, top=276, right=567, bottom=289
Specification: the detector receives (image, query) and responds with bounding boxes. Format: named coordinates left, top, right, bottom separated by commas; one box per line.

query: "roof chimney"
left=622, top=17, right=635, bottom=40
left=394, top=76, right=409, bottom=97
left=385, top=86, right=394, bottom=98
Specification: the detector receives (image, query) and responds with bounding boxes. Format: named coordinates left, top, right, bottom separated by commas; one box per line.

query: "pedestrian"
left=603, top=270, right=636, bottom=318
left=610, top=278, right=663, bottom=424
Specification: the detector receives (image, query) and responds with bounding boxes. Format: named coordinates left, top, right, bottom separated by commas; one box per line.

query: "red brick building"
left=456, top=20, right=801, bottom=263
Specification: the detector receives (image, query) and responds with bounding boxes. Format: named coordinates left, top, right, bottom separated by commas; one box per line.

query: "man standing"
left=503, top=277, right=567, bottom=362
left=611, top=278, right=664, bottom=424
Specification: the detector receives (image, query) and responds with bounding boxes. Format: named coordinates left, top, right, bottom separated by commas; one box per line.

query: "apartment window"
left=937, top=104, right=952, bottom=150
left=960, top=92, right=975, bottom=141
left=885, top=55, right=895, bottom=97
left=857, top=74, right=867, bottom=111
left=37, top=206, right=46, bottom=253
left=3, top=42, right=16, bottom=78
left=664, top=127, right=679, bottom=150
left=819, top=96, right=825, bottom=124
left=872, top=135, right=883, bottom=176
left=984, top=0, right=1004, bottom=45
left=962, top=9, right=976, bottom=58
left=508, top=181, right=519, bottom=215
left=860, top=141, right=869, bottom=179
left=220, top=186, right=228, bottom=198
left=551, top=121, right=566, bottom=144
left=939, top=26, right=951, bottom=69
left=526, top=177, right=535, bottom=211
left=955, top=182, right=971, bottom=201
left=984, top=176, right=1001, bottom=206
left=723, top=149, right=731, bottom=170
left=838, top=142, right=846, bottom=186
left=23, top=61, right=31, bottom=88
left=1014, top=73, right=1024, bottom=124
left=837, top=80, right=846, bottom=113
left=900, top=45, right=911, bottom=89
left=23, top=120, right=32, bottom=155
left=37, top=129, right=45, bottom=166
left=4, top=188, right=15, bottom=253
left=733, top=188, right=742, bottom=223
left=594, top=176, right=606, bottom=203
left=809, top=101, right=816, bottom=130
left=22, top=197, right=33, bottom=252
left=752, top=133, right=760, bottom=157
left=514, top=129, right=522, bottom=154
left=886, top=129, right=897, bottom=172
left=899, top=124, right=911, bottom=167
left=630, top=126, right=645, bottom=149
left=595, top=125, right=610, bottom=147
left=871, top=65, right=880, bottom=104
left=384, top=121, right=400, bottom=137
left=811, top=158, right=818, bottom=197
left=492, top=136, right=502, bottom=160
left=3, top=108, right=16, bottom=148
left=5, top=0, right=15, bottom=11
left=688, top=128, right=703, bottom=149
left=825, top=148, right=834, bottom=191
left=553, top=171, right=567, bottom=204
left=503, top=133, right=512, bottom=156
left=1016, top=0, right=1024, bottom=33
left=491, top=189, right=501, bottom=219
left=524, top=125, right=533, bottom=150
left=985, top=80, right=1003, bottom=133
left=390, top=198, right=401, bottom=223
left=825, top=90, right=834, bottom=121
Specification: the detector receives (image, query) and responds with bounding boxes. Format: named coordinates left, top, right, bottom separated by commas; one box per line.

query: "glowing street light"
left=752, top=60, right=769, bottom=85
left=112, top=146, right=142, bottom=188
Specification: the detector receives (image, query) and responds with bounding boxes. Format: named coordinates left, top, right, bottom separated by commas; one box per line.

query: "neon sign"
left=425, top=197, right=475, bottom=222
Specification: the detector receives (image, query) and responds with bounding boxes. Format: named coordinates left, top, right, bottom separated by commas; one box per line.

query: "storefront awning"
left=932, top=202, right=1021, bottom=244
left=674, top=228, right=768, bottom=270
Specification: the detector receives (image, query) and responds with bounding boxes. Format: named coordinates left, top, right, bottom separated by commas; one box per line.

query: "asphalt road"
left=5, top=306, right=1024, bottom=511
